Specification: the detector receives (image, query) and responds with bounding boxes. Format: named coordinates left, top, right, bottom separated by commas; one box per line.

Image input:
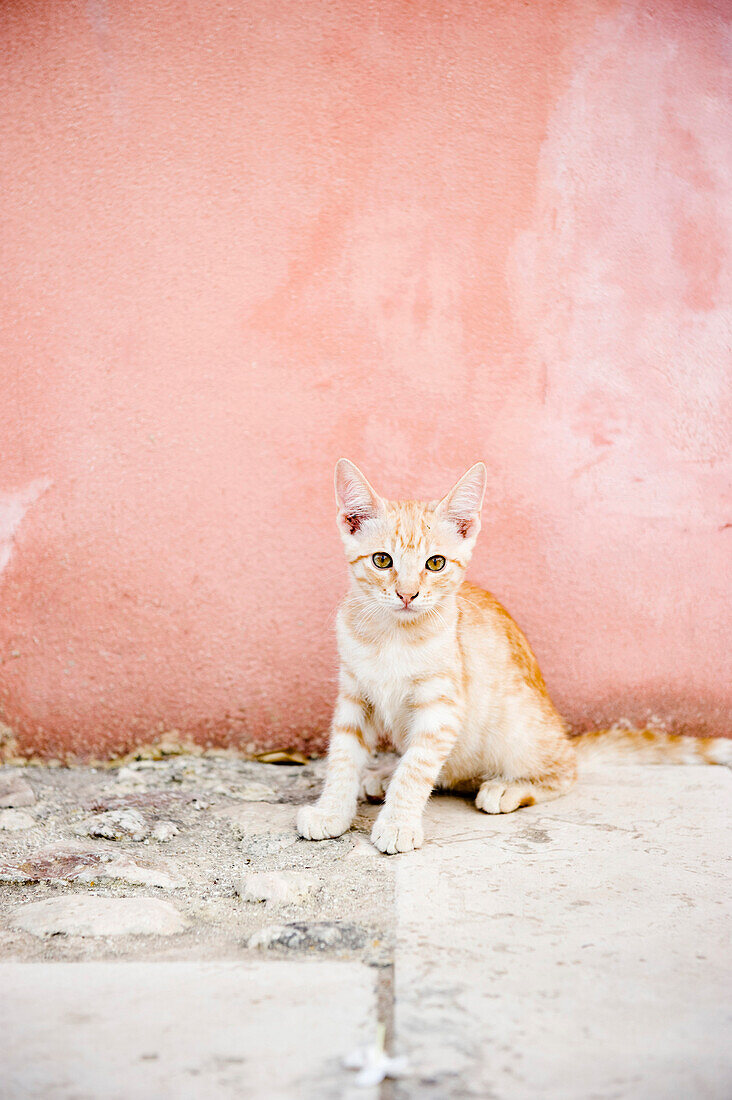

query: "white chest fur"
left=337, top=613, right=453, bottom=748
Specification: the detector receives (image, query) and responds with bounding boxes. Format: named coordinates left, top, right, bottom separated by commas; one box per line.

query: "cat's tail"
left=570, top=725, right=732, bottom=766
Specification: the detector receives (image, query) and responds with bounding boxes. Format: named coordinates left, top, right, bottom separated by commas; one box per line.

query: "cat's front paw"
left=371, top=814, right=423, bottom=854
left=297, top=804, right=352, bottom=841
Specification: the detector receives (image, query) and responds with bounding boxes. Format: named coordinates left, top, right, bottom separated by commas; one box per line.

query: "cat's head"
left=334, top=459, right=486, bottom=621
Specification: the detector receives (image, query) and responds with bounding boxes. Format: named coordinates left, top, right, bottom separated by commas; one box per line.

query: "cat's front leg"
left=371, top=687, right=460, bottom=854
left=297, top=685, right=371, bottom=841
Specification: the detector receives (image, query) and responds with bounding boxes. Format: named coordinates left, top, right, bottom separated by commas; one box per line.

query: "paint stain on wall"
left=0, top=480, right=51, bottom=579
left=509, top=2, right=732, bottom=524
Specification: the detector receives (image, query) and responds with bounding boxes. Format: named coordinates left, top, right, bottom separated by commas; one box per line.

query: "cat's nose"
left=396, top=590, right=419, bottom=607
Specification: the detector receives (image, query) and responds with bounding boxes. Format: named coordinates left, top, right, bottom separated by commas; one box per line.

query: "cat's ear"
left=334, top=459, right=385, bottom=536
left=435, top=462, right=486, bottom=539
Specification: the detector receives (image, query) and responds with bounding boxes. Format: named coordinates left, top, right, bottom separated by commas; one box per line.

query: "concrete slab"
left=394, top=765, right=732, bottom=1099
left=0, top=960, right=378, bottom=1100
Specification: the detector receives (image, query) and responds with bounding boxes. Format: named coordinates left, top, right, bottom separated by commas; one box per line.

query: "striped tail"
left=571, top=726, right=732, bottom=766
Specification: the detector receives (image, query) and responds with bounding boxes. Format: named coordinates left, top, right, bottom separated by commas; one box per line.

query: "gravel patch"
left=0, top=756, right=394, bottom=966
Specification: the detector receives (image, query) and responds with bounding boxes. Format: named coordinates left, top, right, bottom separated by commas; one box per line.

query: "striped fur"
left=297, top=461, right=731, bottom=854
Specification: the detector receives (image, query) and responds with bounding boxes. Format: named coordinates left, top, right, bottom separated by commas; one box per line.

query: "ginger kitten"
left=297, top=460, right=731, bottom=854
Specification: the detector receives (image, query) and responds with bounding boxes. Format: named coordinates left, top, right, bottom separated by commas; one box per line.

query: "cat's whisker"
left=456, top=594, right=482, bottom=613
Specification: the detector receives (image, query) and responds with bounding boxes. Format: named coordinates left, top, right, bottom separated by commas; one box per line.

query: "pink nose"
left=396, top=590, right=419, bottom=607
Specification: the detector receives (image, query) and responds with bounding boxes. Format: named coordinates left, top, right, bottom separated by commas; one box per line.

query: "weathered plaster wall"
left=1, top=0, right=730, bottom=757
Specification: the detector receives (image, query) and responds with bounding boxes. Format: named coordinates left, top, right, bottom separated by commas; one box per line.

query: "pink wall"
left=1, top=0, right=730, bottom=759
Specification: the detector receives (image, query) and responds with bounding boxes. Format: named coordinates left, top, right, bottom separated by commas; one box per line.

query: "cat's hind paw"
left=360, top=771, right=387, bottom=803
left=296, top=804, right=353, bottom=841
left=475, top=781, right=535, bottom=814
left=360, top=757, right=398, bottom=803
left=371, top=815, right=423, bottom=854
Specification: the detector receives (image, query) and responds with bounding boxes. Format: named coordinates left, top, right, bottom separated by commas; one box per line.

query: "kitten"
left=297, top=460, right=731, bottom=854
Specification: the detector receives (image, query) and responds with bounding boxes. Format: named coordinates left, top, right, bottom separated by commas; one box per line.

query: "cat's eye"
left=426, top=555, right=446, bottom=571
left=372, top=552, right=393, bottom=569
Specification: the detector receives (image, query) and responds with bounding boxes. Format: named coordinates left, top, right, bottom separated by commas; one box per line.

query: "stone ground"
left=0, top=755, right=730, bottom=1098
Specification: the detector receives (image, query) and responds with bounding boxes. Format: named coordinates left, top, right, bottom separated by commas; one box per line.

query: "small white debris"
left=0, top=808, right=35, bottom=831
left=75, top=808, right=150, bottom=842
left=343, top=1026, right=410, bottom=1087
left=9, top=896, right=189, bottom=937
left=237, top=871, right=317, bottom=906
left=0, top=775, right=36, bottom=808
left=150, top=821, right=179, bottom=842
